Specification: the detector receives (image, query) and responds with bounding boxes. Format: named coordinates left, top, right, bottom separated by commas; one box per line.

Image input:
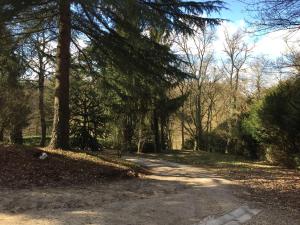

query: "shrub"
left=265, top=145, right=296, bottom=168
left=260, top=78, right=300, bottom=156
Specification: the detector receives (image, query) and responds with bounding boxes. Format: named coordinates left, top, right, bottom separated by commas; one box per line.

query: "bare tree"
left=250, top=55, right=270, bottom=99
left=22, top=31, right=54, bottom=147
left=277, top=42, right=300, bottom=77
left=176, top=80, right=189, bottom=149
left=175, top=27, right=216, bottom=150
left=204, top=67, right=223, bottom=151
left=222, top=28, right=252, bottom=153
left=246, top=0, right=300, bottom=32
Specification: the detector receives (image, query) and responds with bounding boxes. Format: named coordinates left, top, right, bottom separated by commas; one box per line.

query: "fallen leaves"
left=0, top=145, right=139, bottom=189
left=216, top=166, right=300, bottom=213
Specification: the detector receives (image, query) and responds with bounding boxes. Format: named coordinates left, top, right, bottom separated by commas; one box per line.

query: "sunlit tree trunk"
left=195, top=92, right=203, bottom=151
left=137, top=114, right=145, bottom=154
left=167, top=120, right=172, bottom=150
left=181, top=106, right=185, bottom=150
left=49, top=0, right=71, bottom=149
left=206, top=100, right=213, bottom=152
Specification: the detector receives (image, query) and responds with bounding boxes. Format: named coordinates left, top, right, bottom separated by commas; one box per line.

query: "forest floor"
left=0, top=146, right=299, bottom=225
left=0, top=145, right=143, bottom=189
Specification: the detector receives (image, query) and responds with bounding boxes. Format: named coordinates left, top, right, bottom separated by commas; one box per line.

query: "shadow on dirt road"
left=0, top=156, right=297, bottom=225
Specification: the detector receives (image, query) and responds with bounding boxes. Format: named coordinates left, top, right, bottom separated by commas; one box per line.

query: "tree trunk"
left=122, top=116, right=134, bottom=152
left=167, top=121, right=172, bottom=150
left=193, top=139, right=197, bottom=151
left=206, top=101, right=213, bottom=152
left=153, top=109, right=160, bottom=152
left=0, top=127, right=4, bottom=142
left=225, top=124, right=231, bottom=154
left=10, top=127, right=23, bottom=145
left=160, top=116, right=166, bottom=151
left=195, top=94, right=202, bottom=151
left=181, top=106, right=185, bottom=150
left=137, top=114, right=145, bottom=154
left=121, top=122, right=128, bottom=153
left=38, top=56, right=46, bottom=147
left=49, top=0, right=71, bottom=149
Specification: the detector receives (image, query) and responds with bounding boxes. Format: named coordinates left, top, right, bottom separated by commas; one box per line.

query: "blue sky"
left=194, top=0, right=248, bottom=22
left=220, top=0, right=248, bottom=22
left=200, top=0, right=300, bottom=58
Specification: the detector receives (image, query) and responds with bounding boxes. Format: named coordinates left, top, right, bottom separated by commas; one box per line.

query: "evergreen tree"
left=1, top=0, right=224, bottom=149
left=0, top=24, right=31, bottom=144
left=70, top=72, right=107, bottom=151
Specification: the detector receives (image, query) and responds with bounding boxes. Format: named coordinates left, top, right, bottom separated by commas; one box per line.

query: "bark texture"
left=49, top=0, right=71, bottom=149
left=38, top=50, right=46, bottom=147
left=0, top=127, right=4, bottom=142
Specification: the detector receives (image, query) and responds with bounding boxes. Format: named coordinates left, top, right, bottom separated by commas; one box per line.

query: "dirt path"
left=0, top=157, right=297, bottom=225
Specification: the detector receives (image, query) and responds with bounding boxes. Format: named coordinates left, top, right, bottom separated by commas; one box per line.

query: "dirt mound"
left=0, top=145, right=137, bottom=189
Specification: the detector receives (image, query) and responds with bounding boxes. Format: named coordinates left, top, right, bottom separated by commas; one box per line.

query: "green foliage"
left=70, top=73, right=108, bottom=151
left=0, top=87, right=31, bottom=141
left=241, top=101, right=265, bottom=143
left=0, top=24, right=31, bottom=144
left=23, top=136, right=50, bottom=146
left=258, top=78, right=300, bottom=167
left=260, top=78, right=300, bottom=151
left=183, top=138, right=195, bottom=150
left=230, top=78, right=300, bottom=166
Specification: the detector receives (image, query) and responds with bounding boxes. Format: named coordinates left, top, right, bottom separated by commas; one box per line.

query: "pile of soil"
left=0, top=145, right=138, bottom=189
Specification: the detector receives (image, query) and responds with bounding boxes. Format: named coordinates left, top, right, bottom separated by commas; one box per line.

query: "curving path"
left=0, top=157, right=264, bottom=225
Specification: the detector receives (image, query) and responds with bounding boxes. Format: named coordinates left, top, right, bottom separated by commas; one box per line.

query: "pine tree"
left=1, top=0, right=224, bottom=149
left=0, top=23, right=31, bottom=144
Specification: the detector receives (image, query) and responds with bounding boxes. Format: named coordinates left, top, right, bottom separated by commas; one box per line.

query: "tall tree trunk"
left=233, top=71, right=239, bottom=119
left=226, top=64, right=235, bottom=154
left=137, top=114, right=145, bottom=154
left=38, top=55, right=46, bottom=147
left=181, top=106, right=185, bottom=150
left=7, top=64, right=24, bottom=145
left=10, top=126, right=23, bottom=145
left=160, top=116, right=166, bottom=151
left=195, top=94, right=202, bottom=151
left=0, top=127, right=4, bottom=142
left=153, top=109, right=160, bottom=152
left=122, top=116, right=134, bottom=152
left=167, top=121, right=172, bottom=150
left=49, top=0, right=71, bottom=149
left=121, top=119, right=128, bottom=153
left=231, top=70, right=240, bottom=154
left=206, top=101, right=213, bottom=152
left=122, top=115, right=135, bottom=151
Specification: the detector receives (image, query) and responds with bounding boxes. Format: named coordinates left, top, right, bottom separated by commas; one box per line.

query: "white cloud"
left=213, top=20, right=248, bottom=57
left=172, top=20, right=300, bottom=89
left=172, top=20, right=300, bottom=73
left=214, top=20, right=300, bottom=58
left=254, top=30, right=300, bottom=57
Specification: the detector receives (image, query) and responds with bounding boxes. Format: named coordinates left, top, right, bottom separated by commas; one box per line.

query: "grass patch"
left=139, top=149, right=261, bottom=168
left=23, top=136, right=50, bottom=146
